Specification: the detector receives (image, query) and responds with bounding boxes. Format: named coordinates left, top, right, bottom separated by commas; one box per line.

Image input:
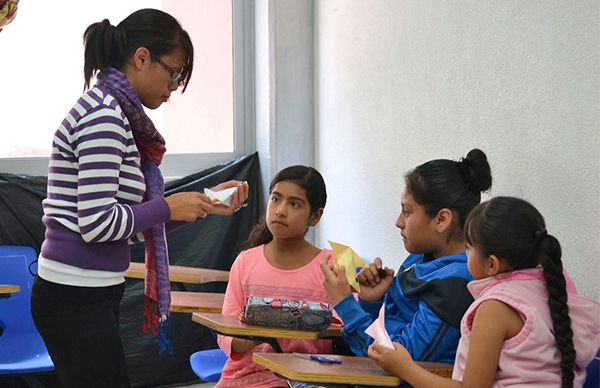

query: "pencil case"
left=243, top=296, right=332, bottom=331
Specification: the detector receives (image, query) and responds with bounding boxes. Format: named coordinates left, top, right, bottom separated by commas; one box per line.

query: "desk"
left=0, top=284, right=20, bottom=299
left=253, top=352, right=454, bottom=386
left=125, top=262, right=229, bottom=284
left=192, top=312, right=342, bottom=352
left=170, top=291, right=224, bottom=313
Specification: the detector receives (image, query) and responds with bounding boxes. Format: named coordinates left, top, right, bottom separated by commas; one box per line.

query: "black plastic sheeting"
left=0, top=152, right=261, bottom=387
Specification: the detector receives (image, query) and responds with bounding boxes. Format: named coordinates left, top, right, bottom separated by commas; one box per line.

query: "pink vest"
left=452, top=268, right=600, bottom=387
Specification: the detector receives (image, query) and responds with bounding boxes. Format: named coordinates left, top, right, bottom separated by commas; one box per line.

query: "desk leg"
left=265, top=338, right=283, bottom=353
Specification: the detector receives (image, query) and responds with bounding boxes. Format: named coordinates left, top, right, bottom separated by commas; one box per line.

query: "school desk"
left=252, top=352, right=454, bottom=386
left=125, top=262, right=229, bottom=285
left=0, top=284, right=20, bottom=299
left=192, top=312, right=342, bottom=353
left=170, top=291, right=224, bottom=313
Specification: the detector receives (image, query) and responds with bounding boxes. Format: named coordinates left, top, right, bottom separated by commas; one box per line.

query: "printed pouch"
left=243, top=296, right=332, bottom=331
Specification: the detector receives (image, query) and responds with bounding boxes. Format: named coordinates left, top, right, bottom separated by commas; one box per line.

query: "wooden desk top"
left=253, top=352, right=454, bottom=386
left=170, top=291, right=224, bottom=313
left=125, top=262, right=229, bottom=284
left=191, top=312, right=342, bottom=340
left=0, top=284, right=20, bottom=294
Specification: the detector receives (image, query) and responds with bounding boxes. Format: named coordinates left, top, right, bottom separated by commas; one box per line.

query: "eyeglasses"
left=151, top=54, right=184, bottom=85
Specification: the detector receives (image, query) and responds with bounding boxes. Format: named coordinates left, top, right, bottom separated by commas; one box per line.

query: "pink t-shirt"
left=452, top=268, right=600, bottom=387
left=215, top=245, right=336, bottom=388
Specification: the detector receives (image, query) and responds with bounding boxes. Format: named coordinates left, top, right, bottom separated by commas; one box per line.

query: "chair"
left=583, top=349, right=600, bottom=388
left=189, top=348, right=228, bottom=382
left=0, top=246, right=54, bottom=375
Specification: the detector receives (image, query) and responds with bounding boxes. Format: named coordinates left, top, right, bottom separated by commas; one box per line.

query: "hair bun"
left=460, top=149, right=492, bottom=193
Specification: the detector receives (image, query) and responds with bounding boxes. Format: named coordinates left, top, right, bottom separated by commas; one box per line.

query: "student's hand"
left=165, top=192, right=213, bottom=222
left=356, top=257, right=395, bottom=303
left=368, top=342, right=415, bottom=379
left=208, top=180, right=249, bottom=216
left=320, top=255, right=352, bottom=305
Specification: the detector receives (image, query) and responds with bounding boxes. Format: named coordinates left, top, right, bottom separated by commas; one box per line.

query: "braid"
left=539, top=234, right=576, bottom=388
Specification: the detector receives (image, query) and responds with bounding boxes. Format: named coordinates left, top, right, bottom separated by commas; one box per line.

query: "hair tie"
left=535, top=229, right=548, bottom=243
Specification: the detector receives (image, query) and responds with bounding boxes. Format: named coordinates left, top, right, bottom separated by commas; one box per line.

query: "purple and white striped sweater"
left=41, top=86, right=170, bottom=272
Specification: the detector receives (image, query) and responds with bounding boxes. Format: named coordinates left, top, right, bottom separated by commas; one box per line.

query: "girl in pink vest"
left=368, top=196, right=600, bottom=387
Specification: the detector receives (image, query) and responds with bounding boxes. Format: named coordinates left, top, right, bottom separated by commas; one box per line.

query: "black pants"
left=30, top=276, right=131, bottom=388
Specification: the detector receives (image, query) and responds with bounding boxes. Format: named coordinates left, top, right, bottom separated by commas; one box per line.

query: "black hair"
left=83, top=8, right=194, bottom=91
left=404, top=148, right=492, bottom=232
left=465, top=196, right=575, bottom=388
left=242, top=166, right=327, bottom=250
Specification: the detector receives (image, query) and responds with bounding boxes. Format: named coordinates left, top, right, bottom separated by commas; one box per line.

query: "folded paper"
left=204, top=187, right=236, bottom=206
left=365, top=303, right=394, bottom=349
left=328, top=241, right=367, bottom=292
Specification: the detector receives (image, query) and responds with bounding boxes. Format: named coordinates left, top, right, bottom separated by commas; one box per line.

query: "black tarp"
left=0, top=152, right=261, bottom=387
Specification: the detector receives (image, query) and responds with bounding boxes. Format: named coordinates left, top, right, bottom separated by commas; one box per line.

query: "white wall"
left=255, top=0, right=315, bottom=205
left=315, top=0, right=600, bottom=298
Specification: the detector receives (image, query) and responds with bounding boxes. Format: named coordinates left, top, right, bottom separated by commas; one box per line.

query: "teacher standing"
left=30, top=8, right=248, bottom=388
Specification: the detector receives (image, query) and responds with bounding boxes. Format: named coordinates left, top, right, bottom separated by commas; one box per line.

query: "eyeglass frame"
left=150, top=54, right=184, bottom=85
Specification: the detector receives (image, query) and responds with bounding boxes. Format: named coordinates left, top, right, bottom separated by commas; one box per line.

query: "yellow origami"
left=329, top=241, right=367, bottom=292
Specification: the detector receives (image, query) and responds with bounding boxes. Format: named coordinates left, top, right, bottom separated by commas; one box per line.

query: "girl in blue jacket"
left=321, top=149, right=492, bottom=364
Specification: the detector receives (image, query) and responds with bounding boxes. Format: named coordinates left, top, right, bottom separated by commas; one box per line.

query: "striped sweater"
left=40, top=86, right=170, bottom=272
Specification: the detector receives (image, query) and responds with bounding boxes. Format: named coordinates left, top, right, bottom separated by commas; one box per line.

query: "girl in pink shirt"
left=368, top=196, right=600, bottom=388
left=216, top=166, right=335, bottom=388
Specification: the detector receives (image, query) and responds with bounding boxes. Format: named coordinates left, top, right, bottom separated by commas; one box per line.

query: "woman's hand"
left=165, top=192, right=213, bottom=222
left=368, top=342, right=415, bottom=379
left=320, top=255, right=352, bottom=305
left=208, top=180, right=249, bottom=216
left=356, top=257, right=395, bottom=303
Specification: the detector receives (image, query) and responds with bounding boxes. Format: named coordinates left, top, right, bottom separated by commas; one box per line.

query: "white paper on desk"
left=365, top=303, right=394, bottom=349
left=204, top=187, right=236, bottom=206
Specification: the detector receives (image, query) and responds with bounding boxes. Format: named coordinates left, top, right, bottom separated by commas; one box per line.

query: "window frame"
left=0, top=0, right=255, bottom=180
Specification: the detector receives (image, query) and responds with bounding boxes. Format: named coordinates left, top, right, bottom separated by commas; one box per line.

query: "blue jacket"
left=334, top=252, right=473, bottom=364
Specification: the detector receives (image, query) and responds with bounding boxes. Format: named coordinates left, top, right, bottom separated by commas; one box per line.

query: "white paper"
left=365, top=303, right=394, bottom=349
left=204, top=187, right=236, bottom=206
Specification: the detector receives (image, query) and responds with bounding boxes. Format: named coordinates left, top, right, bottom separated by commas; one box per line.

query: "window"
left=0, top=0, right=253, bottom=179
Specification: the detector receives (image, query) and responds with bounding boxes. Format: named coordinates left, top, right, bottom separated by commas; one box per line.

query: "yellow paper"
left=328, top=241, right=367, bottom=292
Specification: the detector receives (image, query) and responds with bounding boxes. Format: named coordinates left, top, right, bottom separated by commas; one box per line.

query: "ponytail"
left=83, top=19, right=126, bottom=90
left=539, top=233, right=576, bottom=388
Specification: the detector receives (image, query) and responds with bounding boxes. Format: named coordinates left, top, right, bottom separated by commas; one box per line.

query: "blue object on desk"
left=293, top=353, right=342, bottom=364
left=310, top=355, right=342, bottom=364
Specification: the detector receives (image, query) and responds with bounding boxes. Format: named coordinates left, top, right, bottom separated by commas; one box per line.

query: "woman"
left=30, top=8, right=248, bottom=388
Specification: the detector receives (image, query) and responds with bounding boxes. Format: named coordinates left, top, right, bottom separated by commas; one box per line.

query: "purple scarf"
left=97, top=67, right=172, bottom=354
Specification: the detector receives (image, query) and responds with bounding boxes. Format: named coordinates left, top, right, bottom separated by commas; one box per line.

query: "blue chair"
left=0, top=246, right=54, bottom=375
left=189, top=348, right=228, bottom=382
left=583, top=349, right=600, bottom=388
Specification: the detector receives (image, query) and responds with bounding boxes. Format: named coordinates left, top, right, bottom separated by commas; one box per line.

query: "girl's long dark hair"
left=83, top=8, right=194, bottom=91
left=241, top=166, right=327, bottom=250
left=405, top=148, right=492, bottom=233
left=465, top=196, right=576, bottom=388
